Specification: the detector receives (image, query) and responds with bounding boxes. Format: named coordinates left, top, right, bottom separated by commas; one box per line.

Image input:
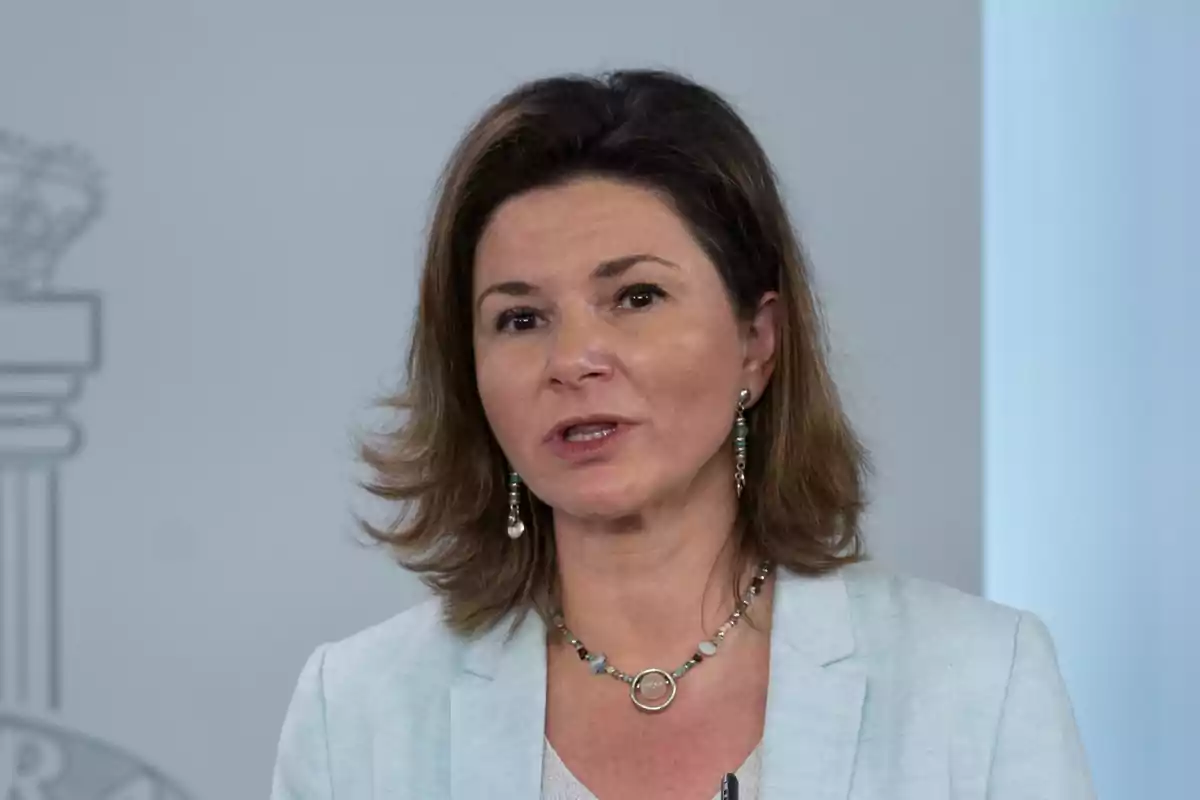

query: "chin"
left=548, top=478, right=653, bottom=521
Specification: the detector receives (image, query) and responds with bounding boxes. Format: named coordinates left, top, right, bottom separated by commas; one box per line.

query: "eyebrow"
left=473, top=253, right=678, bottom=314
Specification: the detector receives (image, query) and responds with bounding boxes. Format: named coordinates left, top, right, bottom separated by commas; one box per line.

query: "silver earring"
left=507, top=470, right=525, bottom=539
left=734, top=389, right=750, bottom=498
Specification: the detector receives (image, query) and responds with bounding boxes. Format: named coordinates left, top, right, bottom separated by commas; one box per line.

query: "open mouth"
left=561, top=421, right=620, bottom=442
left=546, top=418, right=630, bottom=461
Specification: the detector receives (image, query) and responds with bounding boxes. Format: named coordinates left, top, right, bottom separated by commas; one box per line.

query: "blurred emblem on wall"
left=0, top=130, right=194, bottom=799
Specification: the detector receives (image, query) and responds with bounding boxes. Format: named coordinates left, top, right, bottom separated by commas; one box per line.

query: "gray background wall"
left=0, top=2, right=980, bottom=796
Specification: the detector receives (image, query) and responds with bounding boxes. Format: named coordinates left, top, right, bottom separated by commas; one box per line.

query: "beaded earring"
left=506, top=470, right=525, bottom=539
left=734, top=389, right=750, bottom=498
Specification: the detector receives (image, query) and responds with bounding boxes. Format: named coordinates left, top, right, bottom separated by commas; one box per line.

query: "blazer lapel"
left=759, top=569, right=866, bottom=800
left=450, top=610, right=547, bottom=800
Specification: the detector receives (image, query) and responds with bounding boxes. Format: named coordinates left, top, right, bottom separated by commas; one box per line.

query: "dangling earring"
left=507, top=470, right=526, bottom=539
left=734, top=389, right=750, bottom=498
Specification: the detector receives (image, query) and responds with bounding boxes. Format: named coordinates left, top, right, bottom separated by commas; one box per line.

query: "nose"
left=546, top=308, right=613, bottom=389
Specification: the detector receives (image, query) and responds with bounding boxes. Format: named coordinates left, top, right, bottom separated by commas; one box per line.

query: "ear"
left=740, top=292, right=779, bottom=405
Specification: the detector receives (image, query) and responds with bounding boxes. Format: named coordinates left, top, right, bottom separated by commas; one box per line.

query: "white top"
left=541, top=738, right=762, bottom=800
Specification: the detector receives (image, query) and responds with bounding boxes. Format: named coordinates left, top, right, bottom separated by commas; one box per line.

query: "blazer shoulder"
left=318, top=595, right=464, bottom=699
left=838, top=562, right=1025, bottom=679
left=828, top=568, right=1092, bottom=795
left=274, top=597, right=472, bottom=797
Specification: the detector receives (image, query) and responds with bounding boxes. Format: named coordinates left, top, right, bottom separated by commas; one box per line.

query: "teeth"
left=564, top=423, right=617, bottom=442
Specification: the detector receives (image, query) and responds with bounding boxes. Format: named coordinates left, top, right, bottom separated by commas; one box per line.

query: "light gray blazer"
left=270, top=564, right=1094, bottom=799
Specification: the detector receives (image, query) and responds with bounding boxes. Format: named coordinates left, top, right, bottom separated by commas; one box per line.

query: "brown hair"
left=361, top=69, right=868, bottom=634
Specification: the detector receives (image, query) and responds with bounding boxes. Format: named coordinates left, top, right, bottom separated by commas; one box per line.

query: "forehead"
left=474, top=177, right=704, bottom=273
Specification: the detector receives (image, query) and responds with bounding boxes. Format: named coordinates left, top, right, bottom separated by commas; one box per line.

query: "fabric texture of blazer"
left=270, top=563, right=1095, bottom=799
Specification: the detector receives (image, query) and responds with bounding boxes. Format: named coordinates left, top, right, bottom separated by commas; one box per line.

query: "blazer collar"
left=449, top=568, right=864, bottom=800
left=759, top=567, right=866, bottom=800
left=451, top=609, right=548, bottom=799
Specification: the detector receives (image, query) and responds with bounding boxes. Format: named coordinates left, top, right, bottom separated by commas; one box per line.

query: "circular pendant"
left=629, top=668, right=678, bottom=712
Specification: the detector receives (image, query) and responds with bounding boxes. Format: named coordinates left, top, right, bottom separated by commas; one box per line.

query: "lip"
left=544, top=415, right=636, bottom=462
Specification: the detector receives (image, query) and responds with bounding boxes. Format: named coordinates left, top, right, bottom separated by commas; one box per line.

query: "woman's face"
left=472, top=177, right=775, bottom=521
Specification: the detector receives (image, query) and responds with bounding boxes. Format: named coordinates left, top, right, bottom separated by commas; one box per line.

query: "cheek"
left=654, top=372, right=740, bottom=451
left=474, top=344, right=534, bottom=457
left=633, top=323, right=744, bottom=454
left=475, top=354, right=509, bottom=429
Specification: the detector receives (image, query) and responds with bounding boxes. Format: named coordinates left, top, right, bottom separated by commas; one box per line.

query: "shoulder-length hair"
left=361, top=69, right=868, bottom=634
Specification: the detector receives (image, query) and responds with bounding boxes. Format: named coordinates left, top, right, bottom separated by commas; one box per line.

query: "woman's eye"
left=616, top=283, right=667, bottom=310
left=495, top=308, right=542, bottom=332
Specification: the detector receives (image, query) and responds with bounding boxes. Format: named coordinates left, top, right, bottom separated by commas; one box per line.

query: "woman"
left=271, top=70, right=1093, bottom=799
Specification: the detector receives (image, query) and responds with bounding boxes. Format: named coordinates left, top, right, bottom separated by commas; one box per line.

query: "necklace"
left=551, top=560, right=773, bottom=713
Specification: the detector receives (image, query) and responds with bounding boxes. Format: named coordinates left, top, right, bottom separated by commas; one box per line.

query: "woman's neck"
left=551, top=475, right=761, bottom=669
